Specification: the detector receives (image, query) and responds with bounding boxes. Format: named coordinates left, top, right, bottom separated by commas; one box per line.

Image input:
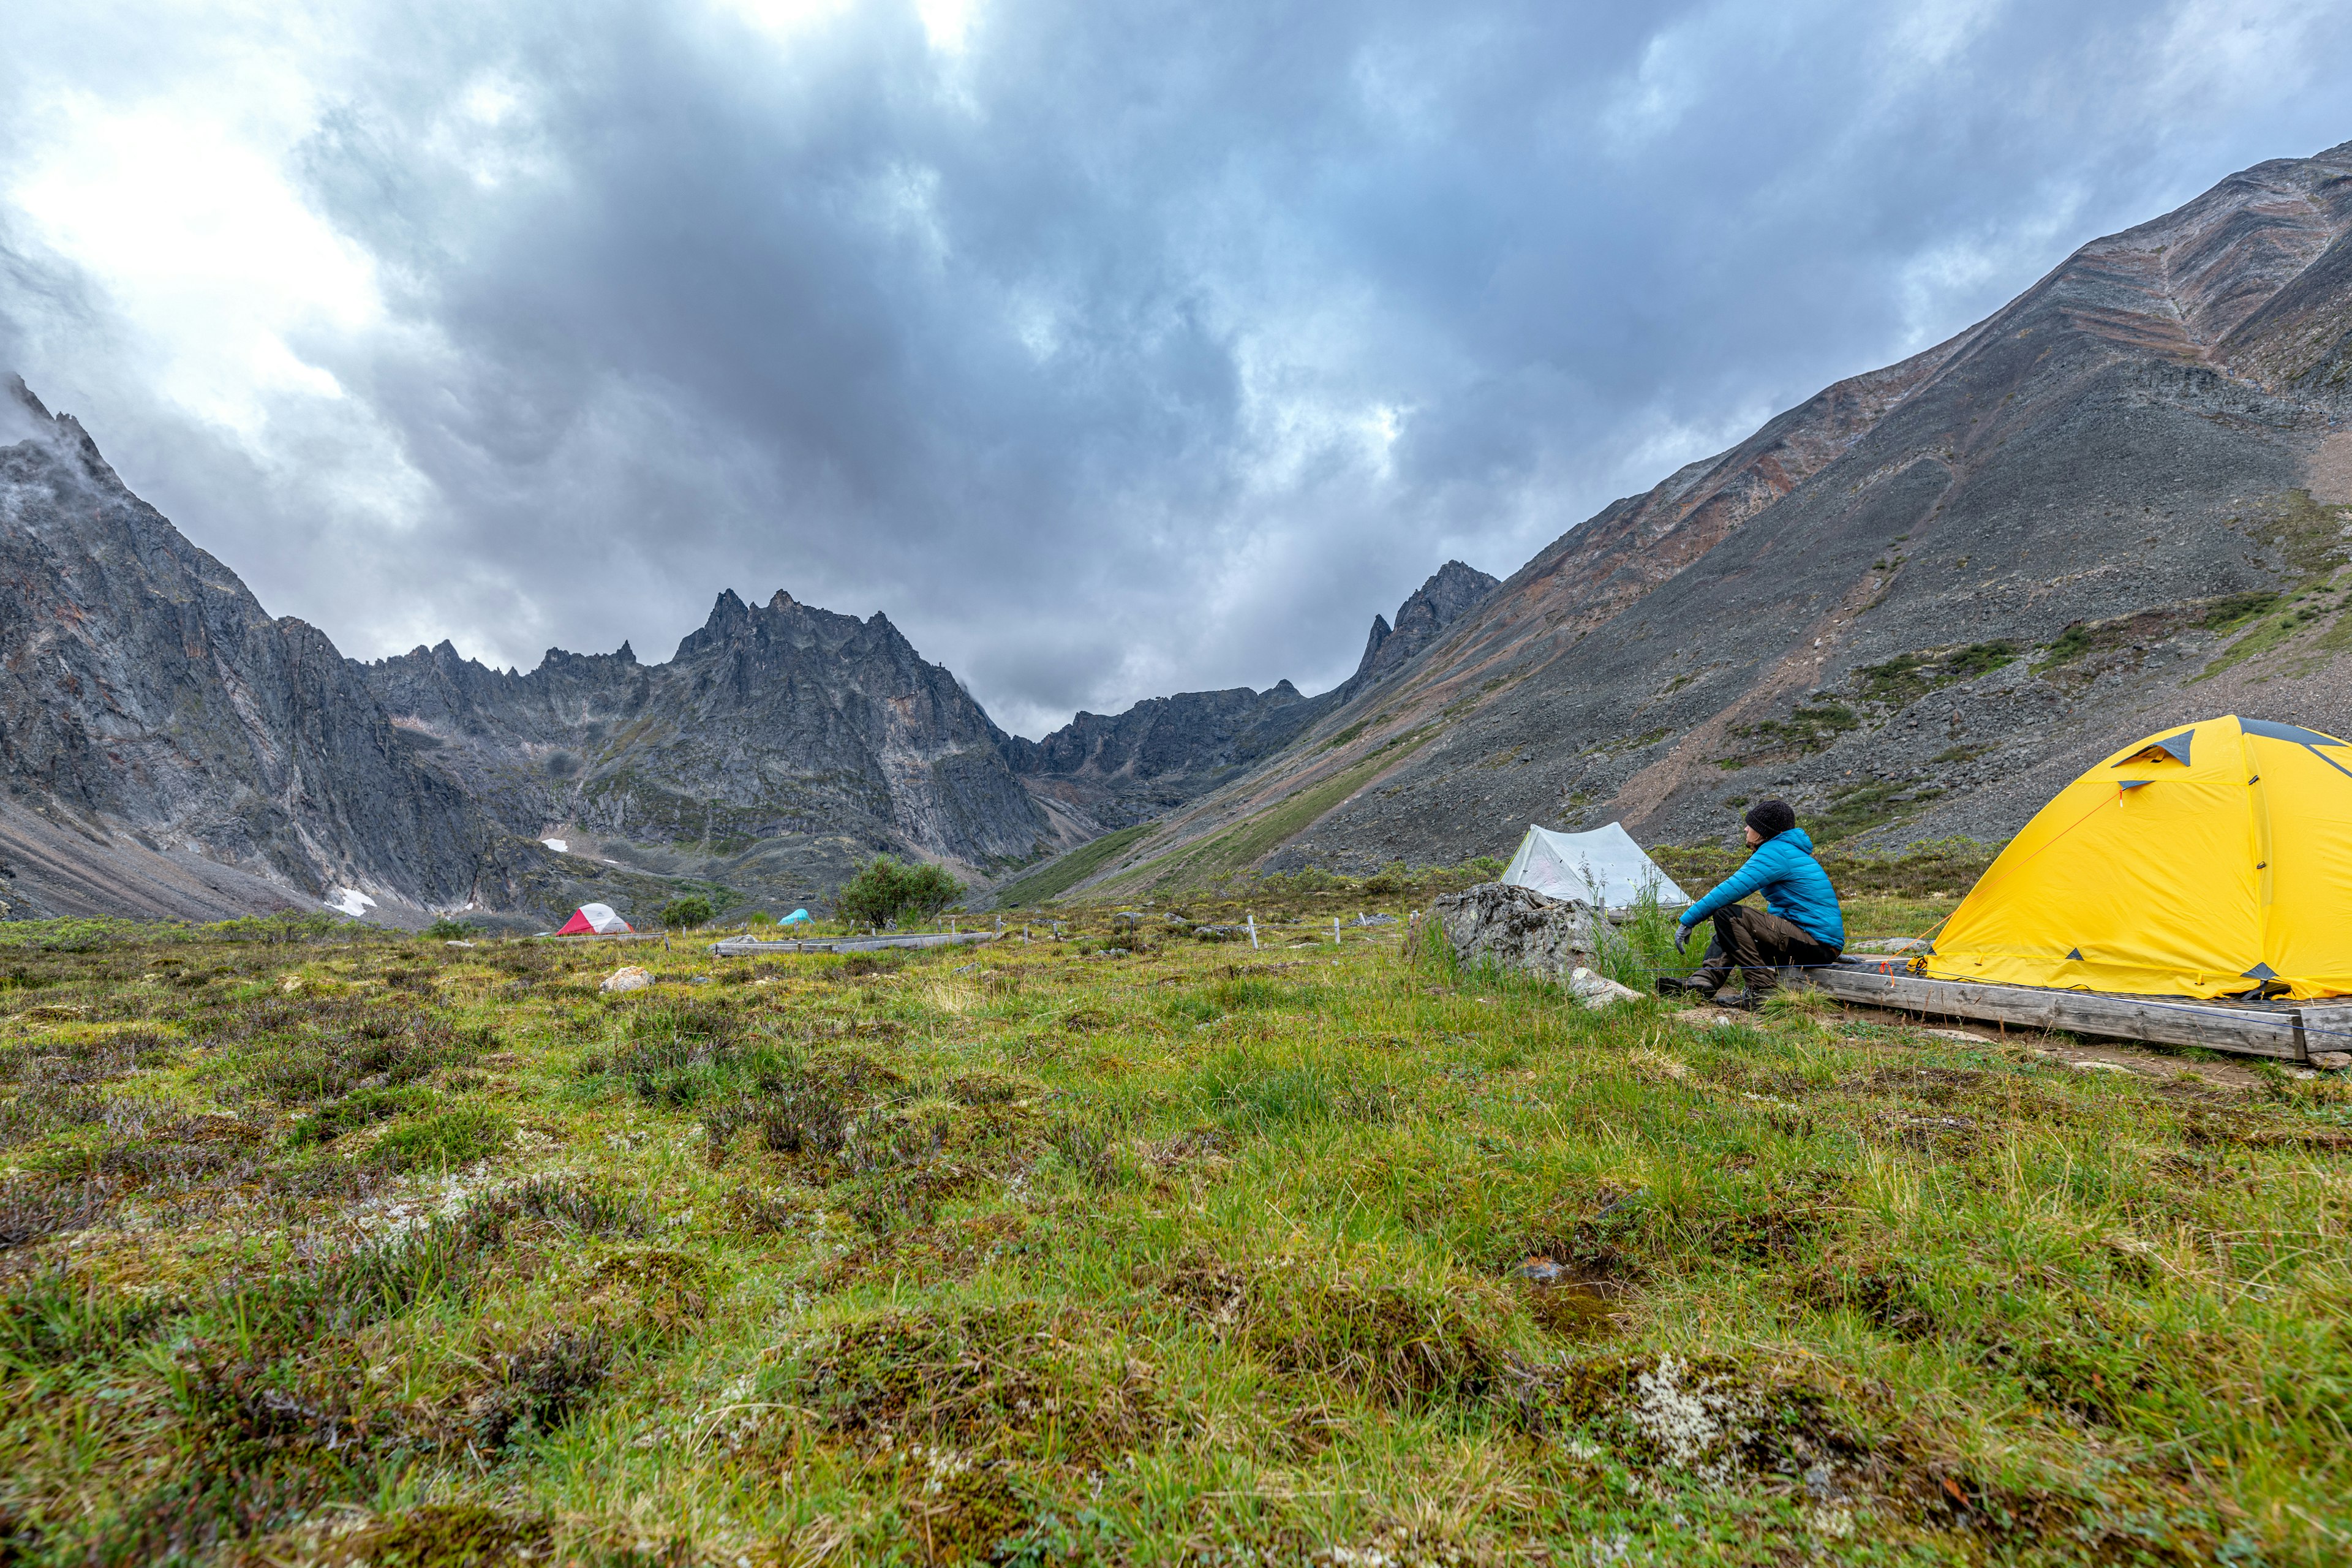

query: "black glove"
left=1673, top=923, right=1691, bottom=954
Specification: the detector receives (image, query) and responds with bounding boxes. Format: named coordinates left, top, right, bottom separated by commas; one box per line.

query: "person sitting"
left=1656, top=799, right=1843, bottom=1007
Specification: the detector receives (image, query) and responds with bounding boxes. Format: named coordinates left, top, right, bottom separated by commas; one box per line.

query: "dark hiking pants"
left=1692, top=903, right=1841, bottom=995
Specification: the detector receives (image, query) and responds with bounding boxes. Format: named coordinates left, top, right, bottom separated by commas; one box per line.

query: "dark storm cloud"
left=5, top=0, right=2350, bottom=734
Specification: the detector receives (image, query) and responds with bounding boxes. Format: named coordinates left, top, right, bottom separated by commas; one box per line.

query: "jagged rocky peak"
left=355, top=575, right=1049, bottom=873
left=0, top=379, right=537, bottom=919
left=1002, top=671, right=1339, bottom=833
left=1002, top=559, right=1501, bottom=834
left=668, top=584, right=898, bottom=664
left=2, top=375, right=123, bottom=490
left=536, top=642, right=640, bottom=672
left=1348, top=559, right=1501, bottom=690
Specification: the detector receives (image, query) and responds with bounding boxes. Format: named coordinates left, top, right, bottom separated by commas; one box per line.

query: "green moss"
left=2201, top=590, right=2284, bottom=632
left=586, top=1249, right=720, bottom=1332
left=794, top=1301, right=1159, bottom=1460
left=2032, top=624, right=2098, bottom=672
left=1728, top=701, right=1858, bottom=757
left=283, top=1084, right=437, bottom=1148
left=306, top=1505, right=553, bottom=1567
left=371, top=1106, right=513, bottom=1171
left=1854, top=641, right=2019, bottom=704
left=1162, top=1258, right=1515, bottom=1408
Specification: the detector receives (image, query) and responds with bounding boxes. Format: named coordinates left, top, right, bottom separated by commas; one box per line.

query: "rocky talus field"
left=1, top=887, right=2346, bottom=1565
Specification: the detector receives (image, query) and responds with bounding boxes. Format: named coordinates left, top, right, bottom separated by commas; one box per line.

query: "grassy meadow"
left=0, top=891, right=2347, bottom=1566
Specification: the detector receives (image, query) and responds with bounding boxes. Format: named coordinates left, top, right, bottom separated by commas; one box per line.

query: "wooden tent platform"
left=1804, top=956, right=2348, bottom=1063
left=706, top=931, right=1001, bottom=957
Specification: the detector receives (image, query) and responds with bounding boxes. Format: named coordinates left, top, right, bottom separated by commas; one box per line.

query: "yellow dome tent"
left=1924, top=715, right=2352, bottom=1000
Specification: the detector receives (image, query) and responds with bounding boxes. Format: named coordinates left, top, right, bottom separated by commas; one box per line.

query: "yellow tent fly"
left=1924, top=715, right=2352, bottom=1000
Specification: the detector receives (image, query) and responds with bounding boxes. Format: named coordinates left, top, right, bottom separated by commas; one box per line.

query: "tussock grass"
left=0, top=906, right=2343, bottom=1564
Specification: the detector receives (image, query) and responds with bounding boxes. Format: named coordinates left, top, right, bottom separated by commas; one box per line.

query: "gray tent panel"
left=1500, top=822, right=1691, bottom=908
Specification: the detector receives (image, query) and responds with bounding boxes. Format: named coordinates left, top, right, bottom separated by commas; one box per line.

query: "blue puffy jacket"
left=1677, top=827, right=1844, bottom=948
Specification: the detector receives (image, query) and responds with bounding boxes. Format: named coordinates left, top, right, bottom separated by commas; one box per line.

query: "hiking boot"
left=1653, top=976, right=1714, bottom=999
left=1714, top=990, right=1763, bottom=1012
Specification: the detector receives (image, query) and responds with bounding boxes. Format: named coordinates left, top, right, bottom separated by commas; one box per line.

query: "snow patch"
left=325, top=887, right=375, bottom=918
left=541, top=838, right=568, bottom=853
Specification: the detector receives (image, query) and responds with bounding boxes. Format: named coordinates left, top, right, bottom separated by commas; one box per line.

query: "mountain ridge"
left=353, top=559, right=1501, bottom=911
left=10, top=139, right=2346, bottom=919
left=0, top=377, right=558, bottom=921
left=1012, top=138, right=2352, bottom=900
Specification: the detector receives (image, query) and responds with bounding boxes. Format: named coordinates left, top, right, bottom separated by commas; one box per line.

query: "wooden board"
left=706, top=931, right=1001, bottom=957
left=2294, top=1005, right=2352, bottom=1058
left=1803, top=961, right=2310, bottom=1060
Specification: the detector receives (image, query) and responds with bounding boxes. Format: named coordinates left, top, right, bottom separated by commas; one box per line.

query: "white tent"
left=1501, top=822, right=1691, bottom=908
left=557, top=902, right=634, bottom=935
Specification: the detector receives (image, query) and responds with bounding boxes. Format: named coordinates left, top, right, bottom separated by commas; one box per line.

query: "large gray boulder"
left=1431, top=881, right=1605, bottom=982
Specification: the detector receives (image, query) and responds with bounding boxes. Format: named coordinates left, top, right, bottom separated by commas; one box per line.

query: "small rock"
left=1919, top=1028, right=1989, bottom=1042
left=1851, top=937, right=1929, bottom=954
left=600, top=965, right=654, bottom=993
left=1567, top=966, right=1644, bottom=1009
left=2068, top=1059, right=2135, bottom=1073
left=2310, top=1051, right=2351, bottom=1071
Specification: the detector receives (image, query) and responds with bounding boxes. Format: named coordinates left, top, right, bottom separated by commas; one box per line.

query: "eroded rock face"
left=1001, top=682, right=1338, bottom=831
left=0, top=379, right=547, bottom=919
left=1433, top=883, right=1602, bottom=982
left=361, top=588, right=1057, bottom=889
left=1343, top=560, right=1502, bottom=697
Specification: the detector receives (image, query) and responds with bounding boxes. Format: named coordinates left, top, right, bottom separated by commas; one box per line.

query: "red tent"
left=557, top=903, right=632, bottom=935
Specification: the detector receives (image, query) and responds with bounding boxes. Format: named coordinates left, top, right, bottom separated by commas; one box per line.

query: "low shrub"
left=834, top=857, right=965, bottom=928
left=658, top=895, right=714, bottom=930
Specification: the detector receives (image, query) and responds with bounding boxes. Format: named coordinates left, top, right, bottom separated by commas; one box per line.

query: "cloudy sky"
left=3, top=1, right=2348, bottom=736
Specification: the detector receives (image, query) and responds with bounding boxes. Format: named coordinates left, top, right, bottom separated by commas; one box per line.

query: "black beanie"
left=1744, top=799, right=1796, bottom=839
